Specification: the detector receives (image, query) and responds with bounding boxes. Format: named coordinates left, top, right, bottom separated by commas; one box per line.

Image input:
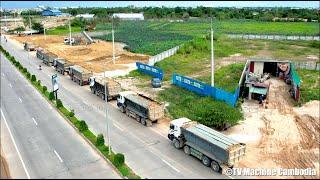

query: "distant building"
left=76, top=14, right=95, bottom=20
left=112, top=13, right=144, bottom=20
left=41, top=9, right=62, bottom=16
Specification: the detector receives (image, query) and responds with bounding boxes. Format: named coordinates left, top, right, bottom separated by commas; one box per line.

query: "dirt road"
left=9, top=34, right=149, bottom=73
left=225, top=78, right=320, bottom=179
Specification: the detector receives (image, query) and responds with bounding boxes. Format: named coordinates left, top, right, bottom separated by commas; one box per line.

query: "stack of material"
left=126, top=93, right=164, bottom=121
left=95, top=77, right=121, bottom=97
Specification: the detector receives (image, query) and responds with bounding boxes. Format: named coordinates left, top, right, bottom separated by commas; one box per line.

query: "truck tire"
left=126, top=110, right=130, bottom=117
left=211, top=160, right=220, bottom=172
left=202, top=155, right=211, bottom=167
left=183, top=145, right=191, bottom=155
left=135, top=115, right=140, bottom=122
left=173, top=139, right=181, bottom=149
left=140, top=118, right=147, bottom=126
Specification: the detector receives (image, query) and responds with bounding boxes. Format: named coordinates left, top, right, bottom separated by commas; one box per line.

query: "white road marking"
left=19, top=97, right=22, bottom=103
left=9, top=83, right=12, bottom=88
left=228, top=175, right=234, bottom=179
left=113, top=123, right=124, bottom=131
left=32, top=118, right=38, bottom=126
left=162, top=159, right=180, bottom=173
left=1, top=109, right=31, bottom=179
left=54, top=150, right=63, bottom=163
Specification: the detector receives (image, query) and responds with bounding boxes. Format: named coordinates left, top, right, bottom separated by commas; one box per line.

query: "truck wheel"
left=211, top=160, right=220, bottom=172
left=173, top=139, right=181, bottom=149
left=202, top=155, right=211, bottom=167
left=126, top=110, right=130, bottom=117
left=140, top=118, right=147, bottom=126
left=183, top=145, right=191, bottom=155
left=135, top=115, right=140, bottom=122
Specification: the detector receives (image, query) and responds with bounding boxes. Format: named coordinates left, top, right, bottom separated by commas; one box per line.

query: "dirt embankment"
left=9, top=35, right=150, bottom=73
left=225, top=78, right=320, bottom=179
left=1, top=147, right=11, bottom=179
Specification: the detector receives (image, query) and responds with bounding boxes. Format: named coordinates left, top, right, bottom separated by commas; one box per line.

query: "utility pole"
left=211, top=17, right=214, bottom=87
left=68, top=16, right=72, bottom=45
left=44, top=24, right=46, bottom=40
left=104, top=71, right=111, bottom=155
left=112, top=16, right=115, bottom=65
left=29, top=11, right=32, bottom=35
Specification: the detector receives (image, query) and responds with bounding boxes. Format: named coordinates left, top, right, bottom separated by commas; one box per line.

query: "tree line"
left=1, top=6, right=319, bottom=22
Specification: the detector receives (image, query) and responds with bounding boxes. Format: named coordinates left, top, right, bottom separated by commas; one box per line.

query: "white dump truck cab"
left=117, top=91, right=136, bottom=110
left=168, top=118, right=191, bottom=141
left=89, top=77, right=95, bottom=87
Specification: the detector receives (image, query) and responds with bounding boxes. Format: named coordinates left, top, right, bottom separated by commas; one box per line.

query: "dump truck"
left=42, top=51, right=58, bottom=66
left=89, top=76, right=121, bottom=101
left=23, top=42, right=36, bottom=51
left=55, top=59, right=73, bottom=75
left=117, top=91, right=165, bottom=126
left=168, top=118, right=246, bottom=173
left=69, top=65, right=93, bottom=86
left=36, top=48, right=45, bottom=60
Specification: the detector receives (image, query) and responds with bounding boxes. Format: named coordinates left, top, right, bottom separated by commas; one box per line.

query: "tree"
left=96, top=134, right=105, bottom=147
left=32, top=22, right=44, bottom=33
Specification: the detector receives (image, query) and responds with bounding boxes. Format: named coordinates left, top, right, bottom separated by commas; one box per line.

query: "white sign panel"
left=52, top=74, right=59, bottom=91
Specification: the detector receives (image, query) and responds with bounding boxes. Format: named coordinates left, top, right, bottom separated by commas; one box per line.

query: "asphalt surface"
left=1, top=35, right=233, bottom=179
left=0, top=53, right=121, bottom=179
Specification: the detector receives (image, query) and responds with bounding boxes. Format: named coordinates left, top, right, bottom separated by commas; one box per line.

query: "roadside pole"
left=211, top=17, right=214, bottom=87
left=104, top=71, right=111, bottom=155
left=112, top=16, right=115, bottom=65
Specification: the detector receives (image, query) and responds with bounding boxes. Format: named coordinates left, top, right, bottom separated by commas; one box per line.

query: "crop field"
left=95, top=19, right=319, bottom=55
left=296, top=69, right=320, bottom=104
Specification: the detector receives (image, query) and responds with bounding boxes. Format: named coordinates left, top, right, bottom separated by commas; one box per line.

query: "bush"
left=78, top=120, right=88, bottom=132
left=23, top=67, right=27, bottom=73
left=69, top=109, right=75, bottom=117
left=26, top=72, right=31, bottom=79
left=42, top=86, right=47, bottom=93
left=37, top=80, right=41, bottom=86
left=113, top=153, right=125, bottom=167
left=49, top=92, right=55, bottom=100
left=31, top=74, right=36, bottom=82
left=56, top=99, right=63, bottom=108
left=96, top=134, right=105, bottom=147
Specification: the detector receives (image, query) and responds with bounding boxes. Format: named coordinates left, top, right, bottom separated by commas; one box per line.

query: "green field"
left=95, top=19, right=319, bottom=55
left=296, top=68, right=320, bottom=104
left=46, top=25, right=82, bottom=35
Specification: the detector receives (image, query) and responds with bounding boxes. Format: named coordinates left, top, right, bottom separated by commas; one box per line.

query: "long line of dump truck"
left=89, top=76, right=121, bottom=101
left=117, top=91, right=165, bottom=126
left=168, top=118, right=246, bottom=174
left=54, top=59, right=73, bottom=75
left=69, top=65, right=93, bottom=86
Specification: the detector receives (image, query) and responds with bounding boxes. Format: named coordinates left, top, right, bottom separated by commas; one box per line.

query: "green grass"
left=296, top=69, right=320, bottom=104
left=158, top=86, right=243, bottom=130
left=95, top=19, right=319, bottom=55
left=46, top=25, right=82, bottom=35
left=197, top=63, right=245, bottom=93
left=153, top=36, right=261, bottom=81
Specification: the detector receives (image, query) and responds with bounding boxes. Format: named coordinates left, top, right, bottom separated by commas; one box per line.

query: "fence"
left=136, top=62, right=164, bottom=80
left=148, top=46, right=180, bottom=66
left=293, top=61, right=320, bottom=71
left=227, top=34, right=320, bottom=41
left=172, top=73, right=240, bottom=107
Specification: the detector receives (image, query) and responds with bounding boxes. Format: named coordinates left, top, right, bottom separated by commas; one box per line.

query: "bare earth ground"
left=9, top=34, right=149, bottom=73
left=225, top=78, right=320, bottom=179
left=0, top=146, right=11, bottom=179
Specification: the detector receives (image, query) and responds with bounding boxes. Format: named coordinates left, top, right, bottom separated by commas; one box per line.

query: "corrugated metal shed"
left=112, top=13, right=144, bottom=20
left=187, top=124, right=241, bottom=150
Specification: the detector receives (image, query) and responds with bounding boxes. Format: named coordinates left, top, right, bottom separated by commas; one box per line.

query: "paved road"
left=0, top=54, right=121, bottom=179
left=1, top=35, right=232, bottom=179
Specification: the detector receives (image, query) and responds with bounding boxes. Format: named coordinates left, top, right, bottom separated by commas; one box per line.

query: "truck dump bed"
left=70, top=65, right=93, bottom=80
left=182, top=122, right=246, bottom=166
left=95, top=77, right=121, bottom=97
left=125, top=94, right=164, bottom=121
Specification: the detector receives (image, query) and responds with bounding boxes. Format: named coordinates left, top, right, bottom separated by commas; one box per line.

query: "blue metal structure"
left=136, top=62, right=164, bottom=80
left=42, top=9, right=62, bottom=16
left=172, top=73, right=240, bottom=107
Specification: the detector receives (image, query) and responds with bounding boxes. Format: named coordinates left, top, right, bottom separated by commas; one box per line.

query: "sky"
left=1, top=1, right=319, bottom=9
